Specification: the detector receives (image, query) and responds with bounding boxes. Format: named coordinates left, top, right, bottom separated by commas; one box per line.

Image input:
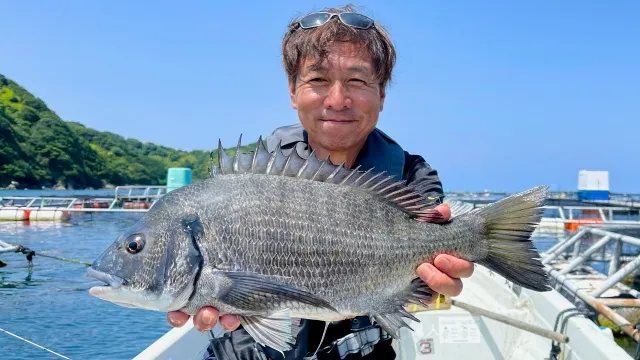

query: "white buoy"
left=28, top=208, right=71, bottom=222
left=0, top=208, right=30, bottom=221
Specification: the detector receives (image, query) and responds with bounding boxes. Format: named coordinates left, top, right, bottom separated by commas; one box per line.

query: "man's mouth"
left=321, top=119, right=356, bottom=123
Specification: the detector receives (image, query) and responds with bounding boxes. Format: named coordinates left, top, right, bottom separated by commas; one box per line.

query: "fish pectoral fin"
left=220, top=271, right=338, bottom=313
left=372, top=310, right=419, bottom=339
left=239, top=310, right=301, bottom=353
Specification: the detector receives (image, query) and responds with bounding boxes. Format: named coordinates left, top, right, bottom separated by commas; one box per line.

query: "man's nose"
left=324, top=81, right=352, bottom=110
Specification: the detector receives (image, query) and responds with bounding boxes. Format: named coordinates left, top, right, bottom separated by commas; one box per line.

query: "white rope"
left=0, top=326, right=71, bottom=359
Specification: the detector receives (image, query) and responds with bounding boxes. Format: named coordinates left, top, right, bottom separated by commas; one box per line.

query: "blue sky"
left=1, top=1, right=638, bottom=193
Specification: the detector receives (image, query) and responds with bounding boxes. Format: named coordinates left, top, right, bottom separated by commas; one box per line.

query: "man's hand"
left=167, top=204, right=472, bottom=332
left=167, top=307, right=240, bottom=333
left=416, top=203, right=474, bottom=300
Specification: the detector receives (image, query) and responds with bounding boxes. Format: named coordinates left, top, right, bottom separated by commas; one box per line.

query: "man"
left=167, top=5, right=474, bottom=359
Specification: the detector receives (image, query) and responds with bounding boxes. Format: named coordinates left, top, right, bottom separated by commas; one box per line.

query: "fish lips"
left=86, top=267, right=128, bottom=294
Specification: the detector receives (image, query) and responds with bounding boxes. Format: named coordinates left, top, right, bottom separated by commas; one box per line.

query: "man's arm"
left=403, top=152, right=445, bottom=201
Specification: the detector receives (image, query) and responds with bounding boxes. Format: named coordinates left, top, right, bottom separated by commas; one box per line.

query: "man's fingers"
left=193, top=306, right=220, bottom=332
left=434, top=254, right=474, bottom=279
left=435, top=203, right=451, bottom=222
left=168, top=307, right=239, bottom=332
left=417, top=263, right=463, bottom=297
left=219, top=314, right=241, bottom=331
left=167, top=311, right=189, bottom=328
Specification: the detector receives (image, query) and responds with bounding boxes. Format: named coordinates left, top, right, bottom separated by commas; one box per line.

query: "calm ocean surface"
left=0, top=189, right=637, bottom=359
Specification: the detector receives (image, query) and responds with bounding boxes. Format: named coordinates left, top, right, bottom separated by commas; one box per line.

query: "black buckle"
left=349, top=316, right=371, bottom=331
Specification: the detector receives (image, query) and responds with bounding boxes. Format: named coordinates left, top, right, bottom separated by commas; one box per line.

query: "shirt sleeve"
left=402, top=151, right=445, bottom=202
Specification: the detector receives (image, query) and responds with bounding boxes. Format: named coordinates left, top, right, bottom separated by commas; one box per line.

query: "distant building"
left=577, top=170, right=609, bottom=200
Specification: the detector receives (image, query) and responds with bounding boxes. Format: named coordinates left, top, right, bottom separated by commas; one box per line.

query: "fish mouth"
left=85, top=267, right=127, bottom=289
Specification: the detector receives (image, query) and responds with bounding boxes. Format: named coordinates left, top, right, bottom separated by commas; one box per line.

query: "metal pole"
left=588, top=228, right=640, bottom=247
left=592, top=255, right=640, bottom=298
left=557, top=235, right=610, bottom=275
left=608, top=239, right=622, bottom=276
left=600, top=298, right=640, bottom=308
left=570, top=237, right=582, bottom=260
left=547, top=266, right=640, bottom=342
left=450, top=300, right=569, bottom=344
left=543, top=229, right=588, bottom=264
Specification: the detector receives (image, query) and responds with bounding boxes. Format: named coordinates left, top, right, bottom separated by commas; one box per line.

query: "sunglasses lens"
left=299, top=13, right=332, bottom=28
left=339, top=13, right=374, bottom=29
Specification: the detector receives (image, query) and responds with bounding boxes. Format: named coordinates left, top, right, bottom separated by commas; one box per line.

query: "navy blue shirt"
left=206, top=124, right=444, bottom=360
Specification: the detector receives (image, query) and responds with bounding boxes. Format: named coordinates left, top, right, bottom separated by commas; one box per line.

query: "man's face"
left=289, top=42, right=386, bottom=153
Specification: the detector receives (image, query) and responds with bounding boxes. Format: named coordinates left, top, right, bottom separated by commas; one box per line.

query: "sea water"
left=0, top=211, right=170, bottom=360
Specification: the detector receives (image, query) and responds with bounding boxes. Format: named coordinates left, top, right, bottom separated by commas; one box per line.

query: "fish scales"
left=87, top=135, right=552, bottom=353
left=173, top=173, right=472, bottom=320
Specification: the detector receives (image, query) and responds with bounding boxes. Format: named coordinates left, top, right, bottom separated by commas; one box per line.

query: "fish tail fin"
left=473, top=185, right=552, bottom=292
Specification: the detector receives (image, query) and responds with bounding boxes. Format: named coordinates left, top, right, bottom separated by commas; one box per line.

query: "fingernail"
left=167, top=316, right=180, bottom=327
left=202, top=312, right=215, bottom=327
left=420, top=264, right=435, bottom=282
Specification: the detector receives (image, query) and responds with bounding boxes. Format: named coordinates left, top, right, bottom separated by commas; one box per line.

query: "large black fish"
left=87, top=136, right=551, bottom=353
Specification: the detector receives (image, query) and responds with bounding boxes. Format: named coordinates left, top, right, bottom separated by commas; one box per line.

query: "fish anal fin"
left=218, top=271, right=338, bottom=314
left=239, top=309, right=301, bottom=353
left=372, top=311, right=418, bottom=339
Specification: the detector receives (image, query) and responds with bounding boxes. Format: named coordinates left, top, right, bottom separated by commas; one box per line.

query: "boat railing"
left=542, top=225, right=640, bottom=344
left=542, top=205, right=637, bottom=222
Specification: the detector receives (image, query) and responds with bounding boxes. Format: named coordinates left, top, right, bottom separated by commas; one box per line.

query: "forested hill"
left=0, top=74, right=254, bottom=189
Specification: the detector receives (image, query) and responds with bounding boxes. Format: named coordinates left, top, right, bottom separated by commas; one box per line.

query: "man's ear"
left=379, top=86, right=386, bottom=112
left=289, top=80, right=298, bottom=110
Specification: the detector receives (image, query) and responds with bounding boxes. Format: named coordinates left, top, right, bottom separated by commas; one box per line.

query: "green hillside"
left=0, top=74, right=253, bottom=189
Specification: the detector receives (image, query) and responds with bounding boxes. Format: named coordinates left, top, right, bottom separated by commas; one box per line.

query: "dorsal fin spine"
left=232, top=134, right=243, bottom=172
left=282, top=151, right=294, bottom=176
left=296, top=150, right=314, bottom=177
left=368, top=175, right=394, bottom=191
left=266, top=141, right=281, bottom=175
left=352, top=167, right=375, bottom=187
left=326, top=162, right=346, bottom=183
left=377, top=180, right=406, bottom=195
left=339, top=165, right=362, bottom=185
left=251, top=136, right=262, bottom=173
left=311, top=156, right=329, bottom=181
left=360, top=171, right=386, bottom=189
left=398, top=198, right=423, bottom=206
left=392, top=191, right=421, bottom=202
left=217, top=139, right=226, bottom=174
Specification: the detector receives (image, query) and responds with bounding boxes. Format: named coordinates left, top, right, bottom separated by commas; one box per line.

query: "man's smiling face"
left=289, top=41, right=386, bottom=153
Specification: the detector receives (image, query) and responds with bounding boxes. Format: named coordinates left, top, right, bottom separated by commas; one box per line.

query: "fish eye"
left=125, top=234, right=145, bottom=254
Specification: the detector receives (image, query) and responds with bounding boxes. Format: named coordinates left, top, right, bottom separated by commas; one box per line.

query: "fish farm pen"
left=1, top=185, right=639, bottom=219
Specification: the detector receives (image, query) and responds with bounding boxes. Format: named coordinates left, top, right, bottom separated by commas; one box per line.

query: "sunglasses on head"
left=296, top=12, right=375, bottom=30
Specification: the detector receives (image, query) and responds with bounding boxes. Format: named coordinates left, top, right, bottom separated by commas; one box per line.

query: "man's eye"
left=309, top=77, right=326, bottom=84
left=348, top=78, right=367, bottom=85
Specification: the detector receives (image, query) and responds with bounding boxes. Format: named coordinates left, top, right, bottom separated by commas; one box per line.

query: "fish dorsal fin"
left=209, top=135, right=439, bottom=216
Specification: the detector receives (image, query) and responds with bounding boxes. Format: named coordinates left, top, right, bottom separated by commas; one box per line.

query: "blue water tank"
left=166, top=168, right=192, bottom=192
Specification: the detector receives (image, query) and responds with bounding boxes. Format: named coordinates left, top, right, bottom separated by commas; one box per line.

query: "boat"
left=133, top=264, right=631, bottom=360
